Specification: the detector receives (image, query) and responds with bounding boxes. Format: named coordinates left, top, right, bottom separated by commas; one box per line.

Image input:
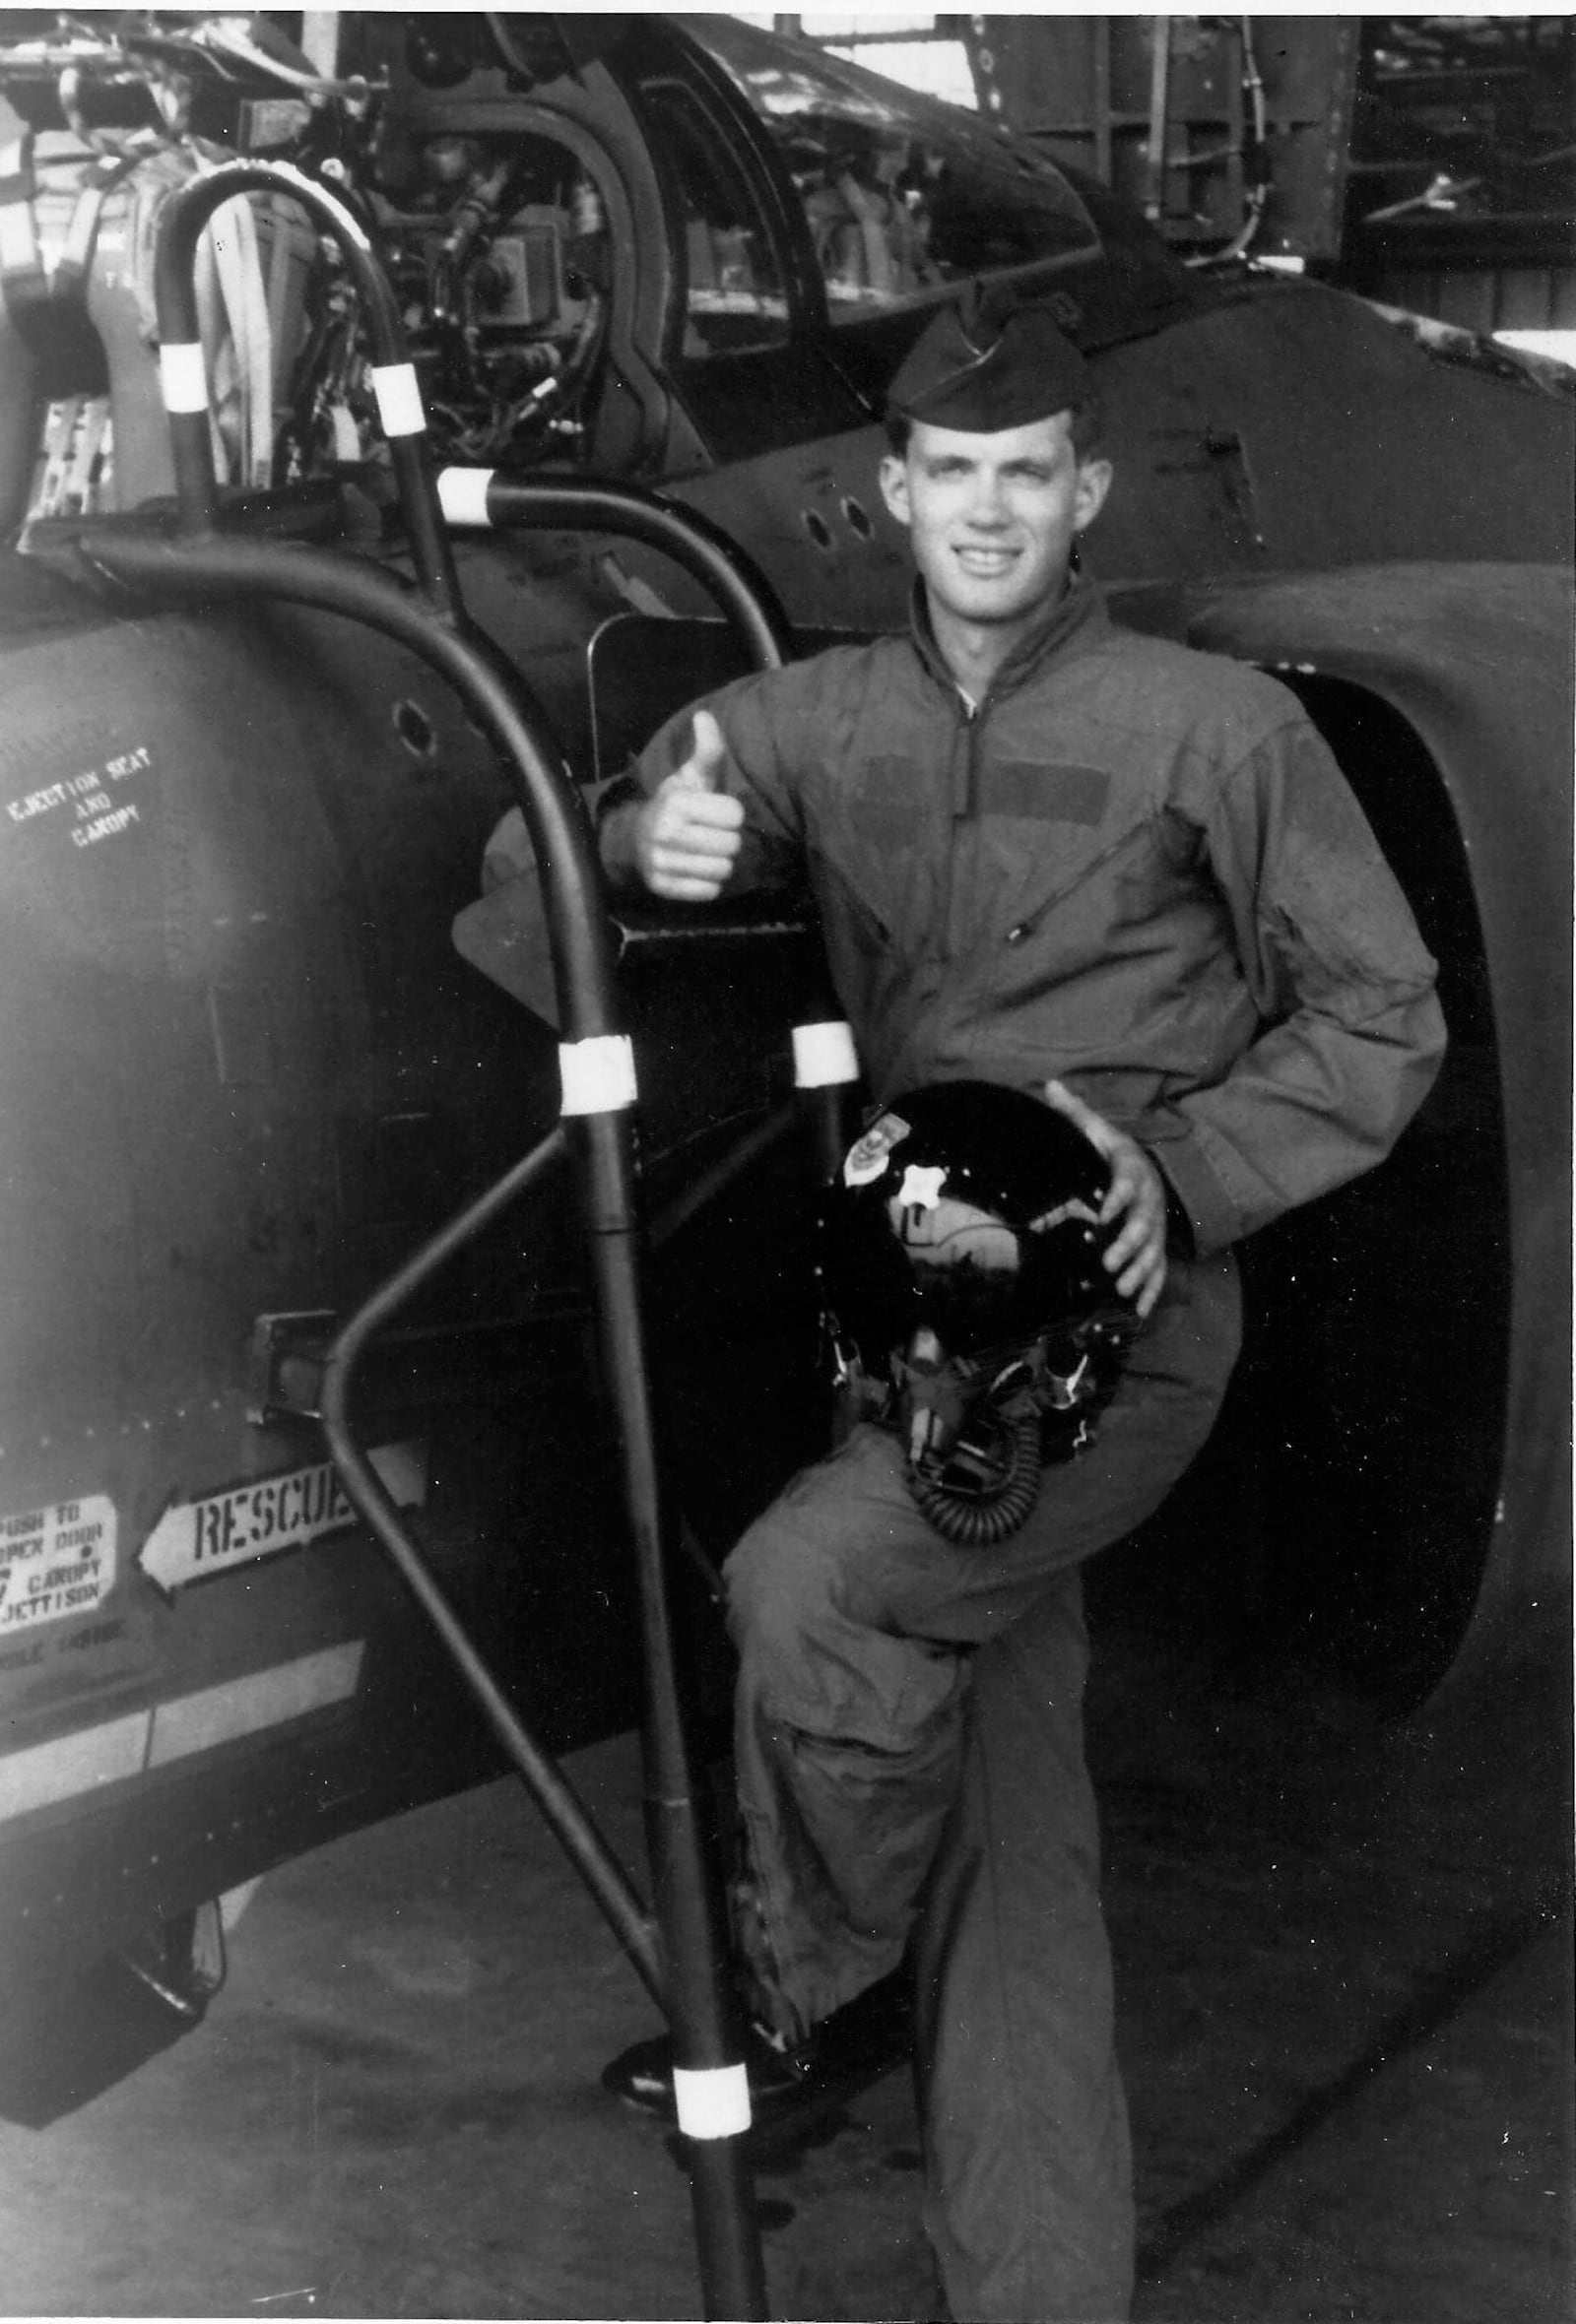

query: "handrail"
left=438, top=468, right=795, bottom=673
left=151, top=159, right=463, bottom=623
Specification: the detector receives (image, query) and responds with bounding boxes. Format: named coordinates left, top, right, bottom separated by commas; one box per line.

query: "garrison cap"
left=887, top=297, right=1089, bottom=433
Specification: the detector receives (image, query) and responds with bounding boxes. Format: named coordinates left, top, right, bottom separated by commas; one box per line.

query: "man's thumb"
left=673, top=708, right=728, bottom=792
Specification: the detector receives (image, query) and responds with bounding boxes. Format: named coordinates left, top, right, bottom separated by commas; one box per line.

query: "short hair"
left=886, top=391, right=1105, bottom=463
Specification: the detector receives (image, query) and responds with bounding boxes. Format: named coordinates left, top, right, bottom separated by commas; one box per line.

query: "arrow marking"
left=136, top=1445, right=426, bottom=1598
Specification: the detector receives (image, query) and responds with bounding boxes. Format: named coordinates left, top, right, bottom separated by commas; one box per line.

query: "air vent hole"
left=393, top=699, right=436, bottom=758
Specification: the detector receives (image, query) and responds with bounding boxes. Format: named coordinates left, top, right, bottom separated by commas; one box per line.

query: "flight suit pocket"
left=844, top=755, right=917, bottom=850
left=980, top=802, right=1165, bottom=942
left=815, top=752, right=946, bottom=950
left=808, top=844, right=897, bottom=970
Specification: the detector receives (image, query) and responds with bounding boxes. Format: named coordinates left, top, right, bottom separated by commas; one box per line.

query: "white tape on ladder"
left=0, top=137, right=37, bottom=279
left=558, top=1034, right=638, bottom=1116
left=159, top=341, right=210, bottom=414
left=792, top=1020, right=860, bottom=1088
left=437, top=466, right=496, bottom=528
left=371, top=360, right=427, bottom=439
left=0, top=204, right=33, bottom=274
left=673, top=2061, right=753, bottom=2140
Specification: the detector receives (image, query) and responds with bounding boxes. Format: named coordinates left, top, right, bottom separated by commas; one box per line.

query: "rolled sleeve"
left=1161, top=721, right=1447, bottom=1251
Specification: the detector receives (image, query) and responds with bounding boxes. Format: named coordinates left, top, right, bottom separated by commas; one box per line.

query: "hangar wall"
left=781, top=14, right=1576, bottom=351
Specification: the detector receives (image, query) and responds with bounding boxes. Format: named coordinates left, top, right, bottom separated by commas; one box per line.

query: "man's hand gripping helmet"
left=819, top=1081, right=1142, bottom=1546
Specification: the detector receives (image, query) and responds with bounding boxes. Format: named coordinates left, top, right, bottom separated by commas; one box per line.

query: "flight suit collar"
left=908, top=569, right=1109, bottom=707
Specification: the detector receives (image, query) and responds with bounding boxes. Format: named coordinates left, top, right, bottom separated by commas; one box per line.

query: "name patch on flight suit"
left=979, top=762, right=1110, bottom=825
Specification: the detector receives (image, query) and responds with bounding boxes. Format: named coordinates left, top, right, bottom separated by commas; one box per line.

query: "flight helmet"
left=820, top=1081, right=1142, bottom=1544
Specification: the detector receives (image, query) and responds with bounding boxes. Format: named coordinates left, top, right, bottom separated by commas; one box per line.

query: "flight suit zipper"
left=945, top=684, right=985, bottom=964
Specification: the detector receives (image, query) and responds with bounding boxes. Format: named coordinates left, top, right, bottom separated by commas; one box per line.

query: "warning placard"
left=0, top=1497, right=116, bottom=1634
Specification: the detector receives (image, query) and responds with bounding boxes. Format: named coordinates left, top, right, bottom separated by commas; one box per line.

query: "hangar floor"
left=0, top=1612, right=1569, bottom=2323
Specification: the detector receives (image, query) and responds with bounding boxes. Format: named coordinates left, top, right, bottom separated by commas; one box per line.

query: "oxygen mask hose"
left=896, top=1332, right=1046, bottom=1548
left=907, top=1403, right=1044, bottom=1547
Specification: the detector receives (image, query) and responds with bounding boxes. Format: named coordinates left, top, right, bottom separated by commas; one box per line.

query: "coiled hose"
left=904, top=1403, right=1045, bottom=1548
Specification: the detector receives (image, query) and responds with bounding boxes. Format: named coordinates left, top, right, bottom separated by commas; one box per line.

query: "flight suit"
left=616, top=577, right=1445, bottom=2320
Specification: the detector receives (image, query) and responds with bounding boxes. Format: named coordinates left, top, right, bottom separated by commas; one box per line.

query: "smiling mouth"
left=953, top=546, right=1020, bottom=575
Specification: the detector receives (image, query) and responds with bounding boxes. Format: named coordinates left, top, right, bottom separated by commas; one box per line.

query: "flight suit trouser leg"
left=723, top=1252, right=1241, bottom=2045
left=915, top=1570, right=1132, bottom=2324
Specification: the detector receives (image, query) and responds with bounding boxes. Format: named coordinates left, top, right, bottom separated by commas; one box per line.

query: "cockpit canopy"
left=678, top=13, right=1100, bottom=332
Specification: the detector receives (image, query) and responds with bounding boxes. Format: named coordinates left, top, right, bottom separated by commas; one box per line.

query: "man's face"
left=879, top=413, right=1112, bottom=630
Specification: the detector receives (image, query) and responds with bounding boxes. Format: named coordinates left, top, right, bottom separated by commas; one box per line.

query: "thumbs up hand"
left=673, top=708, right=730, bottom=794
left=634, top=710, right=746, bottom=901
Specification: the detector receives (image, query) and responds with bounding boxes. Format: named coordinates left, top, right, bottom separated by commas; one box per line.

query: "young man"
left=599, top=301, right=1446, bottom=2320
